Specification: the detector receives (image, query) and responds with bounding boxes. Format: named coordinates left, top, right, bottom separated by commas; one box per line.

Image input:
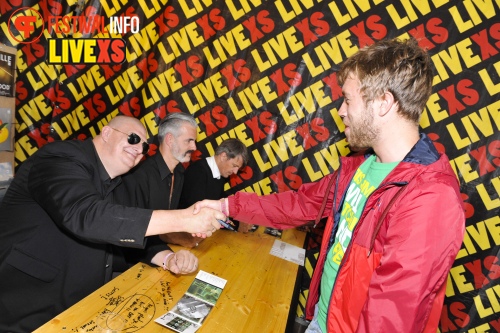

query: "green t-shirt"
left=317, top=155, right=399, bottom=332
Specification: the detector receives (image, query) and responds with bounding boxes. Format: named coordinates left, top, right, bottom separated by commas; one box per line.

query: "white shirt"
left=206, top=156, right=221, bottom=179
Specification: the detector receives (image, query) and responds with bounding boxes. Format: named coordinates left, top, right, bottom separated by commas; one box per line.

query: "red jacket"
left=229, top=134, right=465, bottom=332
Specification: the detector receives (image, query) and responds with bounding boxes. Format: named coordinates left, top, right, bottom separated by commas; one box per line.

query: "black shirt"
left=116, top=151, right=185, bottom=210
left=114, top=151, right=183, bottom=264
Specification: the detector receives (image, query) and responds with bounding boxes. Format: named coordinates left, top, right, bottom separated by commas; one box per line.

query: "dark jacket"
left=178, top=158, right=227, bottom=209
left=0, top=139, right=153, bottom=332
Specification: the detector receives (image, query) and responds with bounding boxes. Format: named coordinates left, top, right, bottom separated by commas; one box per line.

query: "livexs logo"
left=46, top=15, right=136, bottom=64
left=47, top=38, right=126, bottom=64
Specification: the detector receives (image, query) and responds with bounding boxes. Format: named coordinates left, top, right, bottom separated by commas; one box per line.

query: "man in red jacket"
left=194, top=38, right=465, bottom=332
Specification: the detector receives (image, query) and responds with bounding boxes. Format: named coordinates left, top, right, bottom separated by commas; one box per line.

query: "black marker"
left=217, top=219, right=236, bottom=231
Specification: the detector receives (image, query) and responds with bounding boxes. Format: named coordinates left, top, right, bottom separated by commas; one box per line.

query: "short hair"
left=158, top=112, right=197, bottom=143
left=337, top=37, right=433, bottom=123
left=215, top=138, right=249, bottom=167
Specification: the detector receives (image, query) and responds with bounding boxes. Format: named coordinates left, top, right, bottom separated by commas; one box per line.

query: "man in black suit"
left=179, top=138, right=248, bottom=208
left=168, top=138, right=249, bottom=247
left=0, top=116, right=224, bottom=332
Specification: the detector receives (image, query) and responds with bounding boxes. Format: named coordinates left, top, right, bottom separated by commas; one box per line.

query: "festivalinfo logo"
left=8, top=7, right=44, bottom=44
left=8, top=6, right=139, bottom=64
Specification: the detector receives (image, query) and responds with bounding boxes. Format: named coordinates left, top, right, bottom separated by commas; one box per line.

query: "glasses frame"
left=110, top=127, right=149, bottom=155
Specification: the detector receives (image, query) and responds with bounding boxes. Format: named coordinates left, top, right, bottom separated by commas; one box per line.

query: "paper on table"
left=155, top=270, right=227, bottom=333
left=269, top=239, right=305, bottom=266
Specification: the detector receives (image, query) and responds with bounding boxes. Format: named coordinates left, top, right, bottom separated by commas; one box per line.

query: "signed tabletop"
left=34, top=226, right=306, bottom=333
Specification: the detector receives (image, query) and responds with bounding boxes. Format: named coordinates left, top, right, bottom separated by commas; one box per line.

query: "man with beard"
left=193, top=38, right=465, bottom=333
left=114, top=112, right=199, bottom=273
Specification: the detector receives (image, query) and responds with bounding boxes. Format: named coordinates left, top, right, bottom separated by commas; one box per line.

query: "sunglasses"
left=110, top=127, right=149, bottom=155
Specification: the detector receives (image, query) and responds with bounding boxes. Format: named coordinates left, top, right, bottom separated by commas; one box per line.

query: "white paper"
left=269, top=239, right=305, bottom=266
left=195, top=270, right=227, bottom=289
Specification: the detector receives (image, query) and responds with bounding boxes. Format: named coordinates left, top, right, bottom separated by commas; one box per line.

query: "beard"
left=345, top=106, right=379, bottom=151
left=172, top=141, right=193, bottom=163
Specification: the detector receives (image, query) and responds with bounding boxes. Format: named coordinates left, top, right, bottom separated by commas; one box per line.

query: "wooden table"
left=34, top=227, right=306, bottom=333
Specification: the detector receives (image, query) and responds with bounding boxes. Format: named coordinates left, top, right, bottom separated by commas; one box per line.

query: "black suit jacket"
left=0, top=139, right=153, bottom=332
left=178, top=158, right=227, bottom=209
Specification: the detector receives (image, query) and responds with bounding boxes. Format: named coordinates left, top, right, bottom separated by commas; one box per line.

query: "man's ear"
left=164, top=133, right=173, bottom=146
left=378, top=91, right=396, bottom=117
left=220, top=152, right=228, bottom=161
left=101, top=126, right=112, bottom=142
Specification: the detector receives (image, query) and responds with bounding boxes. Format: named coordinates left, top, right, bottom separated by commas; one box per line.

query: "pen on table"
left=217, top=219, right=236, bottom=231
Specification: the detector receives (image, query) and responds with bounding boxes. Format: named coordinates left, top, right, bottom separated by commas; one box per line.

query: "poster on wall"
left=0, top=108, right=13, bottom=151
left=0, top=1, right=499, bottom=332
left=0, top=162, right=13, bottom=188
left=0, top=50, right=15, bottom=97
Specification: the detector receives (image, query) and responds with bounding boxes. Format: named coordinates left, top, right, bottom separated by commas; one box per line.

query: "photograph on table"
left=158, top=312, right=199, bottom=333
left=187, top=278, right=223, bottom=305
left=155, top=270, right=227, bottom=333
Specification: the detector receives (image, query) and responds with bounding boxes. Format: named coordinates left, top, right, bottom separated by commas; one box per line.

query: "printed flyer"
left=0, top=50, right=15, bottom=97
left=155, top=270, right=227, bottom=333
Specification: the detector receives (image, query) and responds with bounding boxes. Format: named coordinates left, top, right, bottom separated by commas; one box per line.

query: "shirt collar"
left=154, top=152, right=185, bottom=180
left=206, top=156, right=221, bottom=179
left=153, top=151, right=173, bottom=180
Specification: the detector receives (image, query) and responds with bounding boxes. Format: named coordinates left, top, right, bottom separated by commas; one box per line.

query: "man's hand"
left=192, top=199, right=222, bottom=215
left=188, top=206, right=224, bottom=238
left=186, top=206, right=224, bottom=238
left=147, top=207, right=224, bottom=237
left=154, top=250, right=198, bottom=274
left=168, top=250, right=199, bottom=274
